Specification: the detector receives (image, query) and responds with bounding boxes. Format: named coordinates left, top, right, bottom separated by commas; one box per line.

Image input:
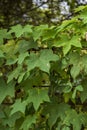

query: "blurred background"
left=0, top=0, right=87, bottom=28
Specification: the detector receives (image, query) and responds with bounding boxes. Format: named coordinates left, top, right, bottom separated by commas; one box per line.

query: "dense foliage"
left=1, top=5, right=87, bottom=130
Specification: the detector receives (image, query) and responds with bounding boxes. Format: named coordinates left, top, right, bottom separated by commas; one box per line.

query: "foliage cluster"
left=1, top=5, right=87, bottom=130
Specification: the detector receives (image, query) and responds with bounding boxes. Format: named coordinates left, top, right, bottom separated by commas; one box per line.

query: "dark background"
left=0, top=0, right=87, bottom=28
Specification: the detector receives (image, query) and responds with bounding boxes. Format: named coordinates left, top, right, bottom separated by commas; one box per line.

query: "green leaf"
left=70, top=64, right=81, bottom=79
left=1, top=40, right=15, bottom=54
left=9, top=25, right=22, bottom=38
left=0, top=78, right=15, bottom=103
left=26, top=49, right=59, bottom=73
left=10, top=99, right=27, bottom=115
left=0, top=29, right=8, bottom=44
left=9, top=24, right=32, bottom=38
left=6, top=56, right=18, bottom=65
left=2, top=112, right=21, bottom=127
left=0, top=50, right=4, bottom=58
left=43, top=103, right=70, bottom=129
left=68, top=52, right=82, bottom=78
left=53, top=34, right=81, bottom=55
left=27, top=88, right=50, bottom=110
left=20, top=114, right=36, bottom=130
left=70, top=36, right=82, bottom=48
left=63, top=44, right=71, bottom=56
left=23, top=24, right=32, bottom=33
left=63, top=36, right=81, bottom=55
left=18, top=72, right=25, bottom=83
left=69, top=52, right=87, bottom=78
left=79, top=10, right=87, bottom=24
left=63, top=82, right=72, bottom=93
left=7, top=65, right=26, bottom=83
left=16, top=39, right=38, bottom=53
left=64, top=110, right=87, bottom=130
left=81, top=54, right=87, bottom=73
left=81, top=80, right=87, bottom=102
left=53, top=34, right=69, bottom=47
left=56, top=18, right=76, bottom=33
left=18, top=52, right=29, bottom=64
left=56, top=125, right=70, bottom=130
left=72, top=85, right=83, bottom=99
left=33, top=24, right=48, bottom=41
left=42, top=28, right=56, bottom=41
left=74, top=5, right=87, bottom=12
left=7, top=65, right=22, bottom=83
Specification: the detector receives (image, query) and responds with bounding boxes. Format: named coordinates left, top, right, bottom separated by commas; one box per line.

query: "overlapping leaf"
left=9, top=24, right=32, bottom=38
left=25, top=49, right=59, bottom=73
left=20, top=114, right=36, bottom=130
left=10, top=99, right=27, bottom=115
left=68, top=52, right=87, bottom=78
left=0, top=78, right=15, bottom=103
left=43, top=103, right=70, bottom=129
left=63, top=110, right=87, bottom=130
left=27, top=88, right=50, bottom=110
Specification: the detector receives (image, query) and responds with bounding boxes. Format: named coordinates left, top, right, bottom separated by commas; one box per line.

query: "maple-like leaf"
left=27, top=88, right=50, bottom=110
left=63, top=109, right=87, bottom=130
left=25, top=49, right=59, bottom=73
left=68, top=52, right=87, bottom=78
left=10, top=99, right=27, bottom=115
left=43, top=102, right=70, bottom=129
left=0, top=78, right=15, bottom=103
left=9, top=24, right=32, bottom=38
left=20, top=114, right=36, bottom=130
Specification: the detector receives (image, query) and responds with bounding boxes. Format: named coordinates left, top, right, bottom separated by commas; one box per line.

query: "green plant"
left=0, top=5, right=87, bottom=130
